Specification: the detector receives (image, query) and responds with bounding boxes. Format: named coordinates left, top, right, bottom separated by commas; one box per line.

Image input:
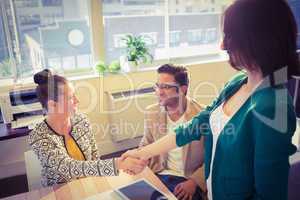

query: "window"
left=102, top=0, right=165, bottom=64
left=287, top=0, right=300, bottom=49
left=19, top=15, right=41, bottom=26
left=113, top=33, right=131, bottom=48
left=42, top=0, right=62, bottom=7
left=188, top=29, right=204, bottom=43
left=15, top=0, right=39, bottom=7
left=169, top=31, right=181, bottom=47
left=62, top=56, right=76, bottom=70
left=0, top=0, right=92, bottom=80
left=48, top=57, right=62, bottom=70
left=101, top=0, right=231, bottom=65
left=77, top=54, right=92, bottom=69
left=140, top=32, right=158, bottom=46
left=123, top=0, right=155, bottom=6
left=0, top=0, right=233, bottom=81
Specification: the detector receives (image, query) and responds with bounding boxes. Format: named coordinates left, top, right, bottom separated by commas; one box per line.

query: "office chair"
left=287, top=75, right=300, bottom=200
left=288, top=151, right=300, bottom=200
left=24, top=150, right=42, bottom=191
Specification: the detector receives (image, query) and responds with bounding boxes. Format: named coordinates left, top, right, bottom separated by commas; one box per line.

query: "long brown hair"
left=223, top=0, right=300, bottom=80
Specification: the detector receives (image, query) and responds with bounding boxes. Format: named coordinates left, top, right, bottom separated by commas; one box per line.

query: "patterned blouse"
left=28, top=113, right=118, bottom=187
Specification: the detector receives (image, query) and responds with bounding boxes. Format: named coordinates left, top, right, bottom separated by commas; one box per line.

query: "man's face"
left=155, top=73, right=180, bottom=107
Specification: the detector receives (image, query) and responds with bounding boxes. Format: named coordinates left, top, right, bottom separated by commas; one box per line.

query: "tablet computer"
left=114, top=179, right=169, bottom=200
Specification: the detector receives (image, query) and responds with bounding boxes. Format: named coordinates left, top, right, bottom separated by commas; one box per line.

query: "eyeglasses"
left=153, top=83, right=178, bottom=90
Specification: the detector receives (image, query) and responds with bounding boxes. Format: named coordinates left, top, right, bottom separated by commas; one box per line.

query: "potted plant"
left=95, top=60, right=107, bottom=75
left=120, top=34, right=153, bottom=72
left=95, top=60, right=121, bottom=75
left=107, top=60, right=121, bottom=73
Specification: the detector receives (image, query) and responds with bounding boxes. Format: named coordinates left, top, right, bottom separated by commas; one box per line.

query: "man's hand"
left=116, top=156, right=147, bottom=175
left=174, top=179, right=197, bottom=200
left=120, top=149, right=141, bottom=160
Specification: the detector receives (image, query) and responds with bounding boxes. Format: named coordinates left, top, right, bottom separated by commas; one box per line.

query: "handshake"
left=116, top=149, right=149, bottom=175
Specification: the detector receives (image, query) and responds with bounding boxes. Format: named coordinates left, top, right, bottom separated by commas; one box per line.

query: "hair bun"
left=33, top=69, right=53, bottom=85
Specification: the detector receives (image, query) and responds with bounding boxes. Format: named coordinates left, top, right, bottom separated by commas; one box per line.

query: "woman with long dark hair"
left=122, top=0, right=300, bottom=199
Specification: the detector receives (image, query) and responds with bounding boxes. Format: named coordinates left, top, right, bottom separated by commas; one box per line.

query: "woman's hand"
left=120, top=149, right=142, bottom=160
left=122, top=134, right=177, bottom=163
left=116, top=156, right=148, bottom=175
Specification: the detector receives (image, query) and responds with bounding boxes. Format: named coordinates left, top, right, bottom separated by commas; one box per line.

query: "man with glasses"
left=139, top=64, right=206, bottom=200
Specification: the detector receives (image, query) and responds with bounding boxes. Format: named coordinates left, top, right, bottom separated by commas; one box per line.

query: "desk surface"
left=0, top=124, right=30, bottom=141
left=1, top=167, right=176, bottom=200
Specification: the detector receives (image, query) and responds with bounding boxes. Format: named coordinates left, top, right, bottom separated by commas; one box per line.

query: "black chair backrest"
left=288, top=151, right=300, bottom=200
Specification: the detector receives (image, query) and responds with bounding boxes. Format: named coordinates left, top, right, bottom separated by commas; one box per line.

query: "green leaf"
left=121, top=34, right=153, bottom=64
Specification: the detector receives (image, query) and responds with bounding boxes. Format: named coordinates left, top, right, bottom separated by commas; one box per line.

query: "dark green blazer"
left=175, top=72, right=297, bottom=200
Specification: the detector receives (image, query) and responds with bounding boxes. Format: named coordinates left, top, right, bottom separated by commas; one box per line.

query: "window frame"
left=1, top=0, right=228, bottom=82
left=97, top=0, right=225, bottom=69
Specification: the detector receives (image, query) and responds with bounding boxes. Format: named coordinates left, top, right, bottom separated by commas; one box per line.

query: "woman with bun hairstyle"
left=28, top=69, right=147, bottom=187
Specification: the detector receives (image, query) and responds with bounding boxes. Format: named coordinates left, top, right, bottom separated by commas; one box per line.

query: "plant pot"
left=127, top=61, right=138, bottom=71
left=119, top=56, right=138, bottom=72
left=120, top=56, right=129, bottom=72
